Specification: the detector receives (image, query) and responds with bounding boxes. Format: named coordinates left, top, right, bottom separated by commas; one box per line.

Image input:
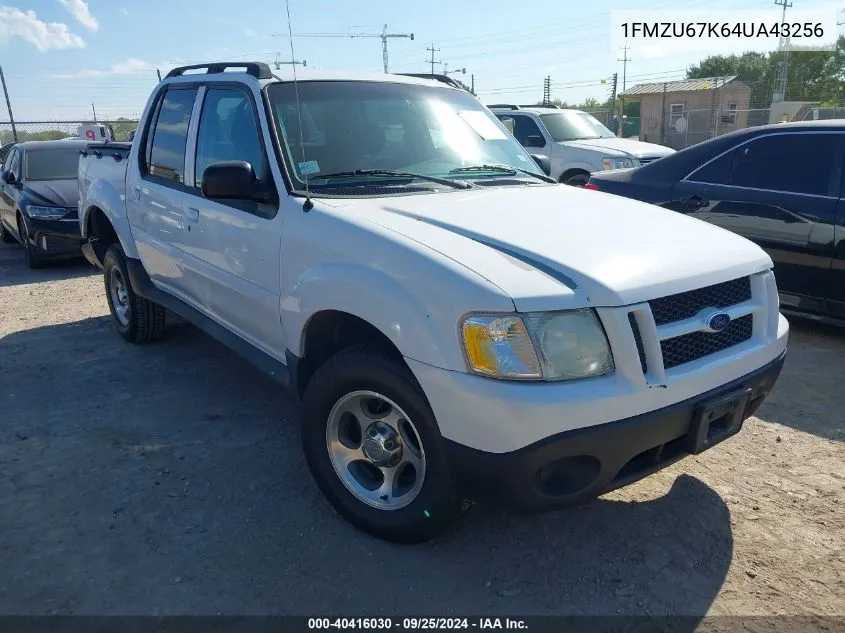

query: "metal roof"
left=619, top=76, right=739, bottom=97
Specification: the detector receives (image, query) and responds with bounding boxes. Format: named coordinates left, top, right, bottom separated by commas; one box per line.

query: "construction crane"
left=272, top=24, right=414, bottom=73
left=274, top=53, right=306, bottom=69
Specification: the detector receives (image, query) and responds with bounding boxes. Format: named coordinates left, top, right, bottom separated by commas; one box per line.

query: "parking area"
left=0, top=241, right=842, bottom=618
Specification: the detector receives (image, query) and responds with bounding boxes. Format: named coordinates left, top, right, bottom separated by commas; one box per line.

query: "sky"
left=0, top=0, right=843, bottom=121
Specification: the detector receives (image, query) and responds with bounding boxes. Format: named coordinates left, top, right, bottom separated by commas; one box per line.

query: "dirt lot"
left=0, top=241, right=842, bottom=619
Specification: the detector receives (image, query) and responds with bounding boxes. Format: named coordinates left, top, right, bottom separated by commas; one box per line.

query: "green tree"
left=686, top=36, right=845, bottom=108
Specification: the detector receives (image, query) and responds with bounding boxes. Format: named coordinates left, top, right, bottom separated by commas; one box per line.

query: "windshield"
left=540, top=111, right=615, bottom=142
left=266, top=81, right=545, bottom=194
left=24, top=148, right=80, bottom=181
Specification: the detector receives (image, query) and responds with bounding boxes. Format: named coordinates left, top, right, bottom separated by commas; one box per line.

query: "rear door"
left=830, top=158, right=845, bottom=314
left=127, top=85, right=199, bottom=296
left=677, top=131, right=842, bottom=304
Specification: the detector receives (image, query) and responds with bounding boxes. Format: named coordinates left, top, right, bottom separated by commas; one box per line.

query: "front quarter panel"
left=280, top=201, right=515, bottom=372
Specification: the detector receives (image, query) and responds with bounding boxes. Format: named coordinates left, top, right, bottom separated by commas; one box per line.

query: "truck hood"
left=329, top=184, right=772, bottom=312
left=562, top=137, right=675, bottom=159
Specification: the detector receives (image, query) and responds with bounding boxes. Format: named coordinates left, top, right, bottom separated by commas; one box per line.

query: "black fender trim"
left=124, top=256, right=299, bottom=397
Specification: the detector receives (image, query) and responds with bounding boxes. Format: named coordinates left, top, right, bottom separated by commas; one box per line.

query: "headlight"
left=460, top=310, right=614, bottom=381
left=601, top=157, right=634, bottom=170
left=25, top=205, right=67, bottom=220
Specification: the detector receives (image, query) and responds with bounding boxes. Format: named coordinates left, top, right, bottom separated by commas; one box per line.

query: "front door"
left=677, top=131, right=842, bottom=304
left=127, top=85, right=199, bottom=299
left=178, top=85, right=285, bottom=359
left=0, top=148, right=21, bottom=236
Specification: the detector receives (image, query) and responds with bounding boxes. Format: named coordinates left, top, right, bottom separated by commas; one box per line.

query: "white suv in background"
left=489, top=105, right=675, bottom=186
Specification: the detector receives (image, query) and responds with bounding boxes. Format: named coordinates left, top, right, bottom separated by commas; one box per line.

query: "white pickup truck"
left=489, top=106, right=675, bottom=186
left=78, top=62, right=788, bottom=543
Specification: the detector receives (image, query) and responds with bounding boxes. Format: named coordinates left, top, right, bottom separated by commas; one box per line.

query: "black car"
left=587, top=121, right=845, bottom=326
left=0, top=139, right=88, bottom=268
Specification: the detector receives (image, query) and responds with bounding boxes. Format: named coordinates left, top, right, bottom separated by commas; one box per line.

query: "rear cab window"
left=145, top=87, right=198, bottom=184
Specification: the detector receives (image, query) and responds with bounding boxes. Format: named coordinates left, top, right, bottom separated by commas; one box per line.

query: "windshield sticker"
left=457, top=110, right=508, bottom=140
left=516, top=155, right=527, bottom=162
left=298, top=160, right=320, bottom=176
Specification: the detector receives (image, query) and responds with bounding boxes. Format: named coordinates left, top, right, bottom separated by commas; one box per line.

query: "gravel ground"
left=0, top=241, right=843, bottom=619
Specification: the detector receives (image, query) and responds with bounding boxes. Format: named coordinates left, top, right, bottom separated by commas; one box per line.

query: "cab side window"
left=508, top=115, right=546, bottom=148
left=7, top=149, right=20, bottom=181
left=146, top=87, right=198, bottom=184
left=729, top=133, right=838, bottom=196
left=194, top=88, right=270, bottom=190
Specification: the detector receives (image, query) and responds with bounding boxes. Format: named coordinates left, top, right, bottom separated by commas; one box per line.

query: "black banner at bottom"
left=0, top=616, right=841, bottom=633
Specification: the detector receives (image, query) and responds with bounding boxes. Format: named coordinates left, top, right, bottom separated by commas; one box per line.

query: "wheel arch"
left=285, top=262, right=467, bottom=394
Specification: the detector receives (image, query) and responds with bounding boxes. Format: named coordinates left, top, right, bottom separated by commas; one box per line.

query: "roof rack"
left=486, top=104, right=520, bottom=110
left=520, top=104, right=561, bottom=109
left=396, top=73, right=465, bottom=89
left=165, top=62, right=274, bottom=80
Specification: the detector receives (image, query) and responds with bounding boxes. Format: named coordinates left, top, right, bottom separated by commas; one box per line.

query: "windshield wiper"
left=309, top=169, right=470, bottom=190
left=449, top=164, right=555, bottom=183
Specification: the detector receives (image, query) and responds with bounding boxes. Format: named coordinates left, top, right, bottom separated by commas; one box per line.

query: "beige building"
left=620, top=76, right=751, bottom=149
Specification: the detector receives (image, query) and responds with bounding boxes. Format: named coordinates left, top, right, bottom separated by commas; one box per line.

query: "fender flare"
left=284, top=262, right=465, bottom=371
left=82, top=179, right=138, bottom=260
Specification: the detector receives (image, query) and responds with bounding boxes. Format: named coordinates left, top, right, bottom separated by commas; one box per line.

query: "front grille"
left=661, top=314, right=753, bottom=369
left=649, top=277, right=751, bottom=326
left=637, top=156, right=661, bottom=165
left=628, top=313, right=648, bottom=373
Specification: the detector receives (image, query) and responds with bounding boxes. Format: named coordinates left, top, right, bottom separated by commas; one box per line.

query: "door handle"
left=131, top=185, right=141, bottom=201
left=183, top=207, right=200, bottom=223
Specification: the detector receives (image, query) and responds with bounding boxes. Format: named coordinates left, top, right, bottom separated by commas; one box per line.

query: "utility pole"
left=426, top=44, right=441, bottom=75
left=774, top=0, right=793, bottom=102
left=0, top=66, right=18, bottom=142
left=91, top=103, right=97, bottom=122
left=274, top=52, right=307, bottom=69
left=618, top=43, right=631, bottom=92
left=156, top=68, right=162, bottom=82
left=610, top=72, right=619, bottom=135
left=471, top=74, right=475, bottom=95
left=543, top=76, right=551, bottom=106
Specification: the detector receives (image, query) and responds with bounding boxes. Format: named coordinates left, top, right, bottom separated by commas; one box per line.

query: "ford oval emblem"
left=706, top=312, right=731, bottom=332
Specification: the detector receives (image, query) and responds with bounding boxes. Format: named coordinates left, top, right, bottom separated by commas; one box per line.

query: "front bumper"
left=26, top=216, right=85, bottom=257
left=443, top=351, right=785, bottom=511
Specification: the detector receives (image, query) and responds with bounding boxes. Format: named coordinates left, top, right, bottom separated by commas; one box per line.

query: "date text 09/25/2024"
left=307, top=618, right=527, bottom=630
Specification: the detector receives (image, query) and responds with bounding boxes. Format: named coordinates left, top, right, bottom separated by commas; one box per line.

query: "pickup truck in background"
left=78, top=62, right=788, bottom=543
left=488, top=106, right=675, bottom=186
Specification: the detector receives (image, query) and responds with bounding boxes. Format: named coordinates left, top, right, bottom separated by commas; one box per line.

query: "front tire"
left=302, top=345, right=460, bottom=543
left=103, top=244, right=166, bottom=344
left=562, top=172, right=590, bottom=187
left=0, top=221, right=16, bottom=244
left=18, top=217, right=45, bottom=269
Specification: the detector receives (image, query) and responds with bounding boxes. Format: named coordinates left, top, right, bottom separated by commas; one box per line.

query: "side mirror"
left=529, top=154, right=551, bottom=177
left=201, top=160, right=258, bottom=200
left=523, top=135, right=545, bottom=148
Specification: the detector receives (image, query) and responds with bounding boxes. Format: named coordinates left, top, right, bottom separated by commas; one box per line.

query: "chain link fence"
left=0, top=120, right=139, bottom=145
left=637, top=107, right=780, bottom=150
